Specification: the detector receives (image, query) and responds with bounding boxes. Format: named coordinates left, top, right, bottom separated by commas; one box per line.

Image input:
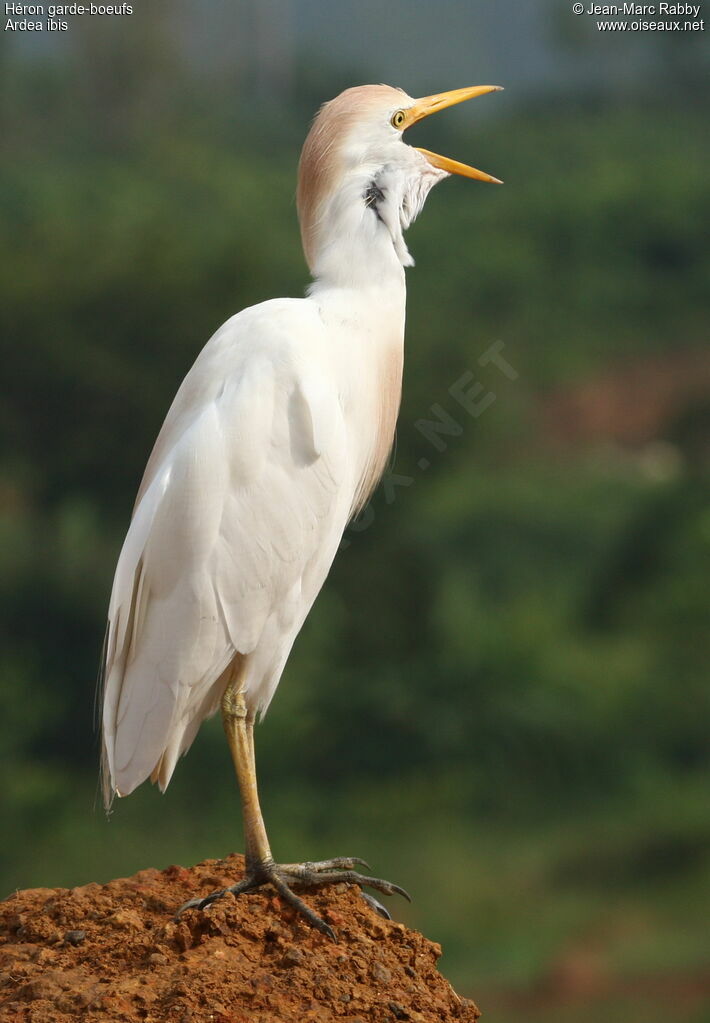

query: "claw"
left=286, top=868, right=411, bottom=903
left=282, top=856, right=370, bottom=873
left=270, top=873, right=337, bottom=941
left=354, top=874, right=411, bottom=902
left=175, top=877, right=257, bottom=920
left=174, top=856, right=407, bottom=938
left=360, top=892, right=391, bottom=919
left=174, top=894, right=208, bottom=919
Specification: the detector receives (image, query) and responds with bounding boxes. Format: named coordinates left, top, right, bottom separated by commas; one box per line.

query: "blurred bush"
left=1, top=39, right=708, bottom=1010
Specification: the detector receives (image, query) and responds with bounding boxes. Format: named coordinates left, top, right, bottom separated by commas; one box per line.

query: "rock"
left=389, top=1002, right=410, bottom=1020
left=0, top=853, right=480, bottom=1021
left=280, top=945, right=305, bottom=967
left=371, top=960, right=392, bottom=983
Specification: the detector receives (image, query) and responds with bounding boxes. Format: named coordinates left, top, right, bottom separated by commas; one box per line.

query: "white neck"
left=306, top=167, right=416, bottom=291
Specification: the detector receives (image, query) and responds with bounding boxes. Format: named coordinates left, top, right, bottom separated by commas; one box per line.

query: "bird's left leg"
left=177, top=667, right=409, bottom=937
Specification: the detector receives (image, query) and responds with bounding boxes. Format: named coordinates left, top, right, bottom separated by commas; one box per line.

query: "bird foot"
left=175, top=856, right=410, bottom=940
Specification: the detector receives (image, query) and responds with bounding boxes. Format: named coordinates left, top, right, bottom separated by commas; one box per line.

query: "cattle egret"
left=101, top=83, right=502, bottom=938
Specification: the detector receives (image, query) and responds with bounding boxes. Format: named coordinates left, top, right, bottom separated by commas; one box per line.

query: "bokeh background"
left=1, top=2, right=709, bottom=1020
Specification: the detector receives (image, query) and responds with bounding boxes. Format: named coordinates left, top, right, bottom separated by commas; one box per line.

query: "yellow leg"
left=220, top=669, right=273, bottom=870
left=176, top=659, right=410, bottom=939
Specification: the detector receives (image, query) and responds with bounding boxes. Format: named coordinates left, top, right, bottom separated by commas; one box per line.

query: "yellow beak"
left=402, top=85, right=503, bottom=184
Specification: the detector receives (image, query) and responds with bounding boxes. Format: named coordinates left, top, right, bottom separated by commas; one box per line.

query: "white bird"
left=101, top=83, right=502, bottom=937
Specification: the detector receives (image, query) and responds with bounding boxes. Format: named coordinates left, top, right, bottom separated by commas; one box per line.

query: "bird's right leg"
left=176, top=663, right=408, bottom=938
left=224, top=677, right=273, bottom=873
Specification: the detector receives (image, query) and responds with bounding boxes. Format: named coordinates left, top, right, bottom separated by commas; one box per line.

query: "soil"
left=0, top=854, right=480, bottom=1023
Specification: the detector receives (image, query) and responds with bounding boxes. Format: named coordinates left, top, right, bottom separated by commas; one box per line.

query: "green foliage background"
left=1, top=13, right=709, bottom=1022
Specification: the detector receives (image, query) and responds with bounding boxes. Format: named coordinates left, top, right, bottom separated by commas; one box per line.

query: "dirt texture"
left=0, top=854, right=480, bottom=1023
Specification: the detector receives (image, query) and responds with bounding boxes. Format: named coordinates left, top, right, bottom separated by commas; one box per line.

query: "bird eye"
left=391, top=109, right=406, bottom=129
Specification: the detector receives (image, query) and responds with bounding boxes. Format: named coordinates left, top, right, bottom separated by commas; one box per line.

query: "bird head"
left=297, top=84, right=502, bottom=281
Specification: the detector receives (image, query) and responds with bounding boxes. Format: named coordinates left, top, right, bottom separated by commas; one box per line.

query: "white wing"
left=101, top=298, right=349, bottom=803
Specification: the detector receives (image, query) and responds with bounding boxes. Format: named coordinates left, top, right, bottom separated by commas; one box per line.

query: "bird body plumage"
left=102, top=282, right=406, bottom=801
left=101, top=82, right=502, bottom=857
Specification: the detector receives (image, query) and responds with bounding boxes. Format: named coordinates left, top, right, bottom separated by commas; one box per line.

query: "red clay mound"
left=0, top=853, right=480, bottom=1022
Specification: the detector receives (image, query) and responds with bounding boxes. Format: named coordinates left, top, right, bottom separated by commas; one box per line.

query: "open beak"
left=403, top=85, right=503, bottom=184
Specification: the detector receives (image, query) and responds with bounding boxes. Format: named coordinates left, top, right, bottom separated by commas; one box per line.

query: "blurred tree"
left=0, top=45, right=708, bottom=1008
